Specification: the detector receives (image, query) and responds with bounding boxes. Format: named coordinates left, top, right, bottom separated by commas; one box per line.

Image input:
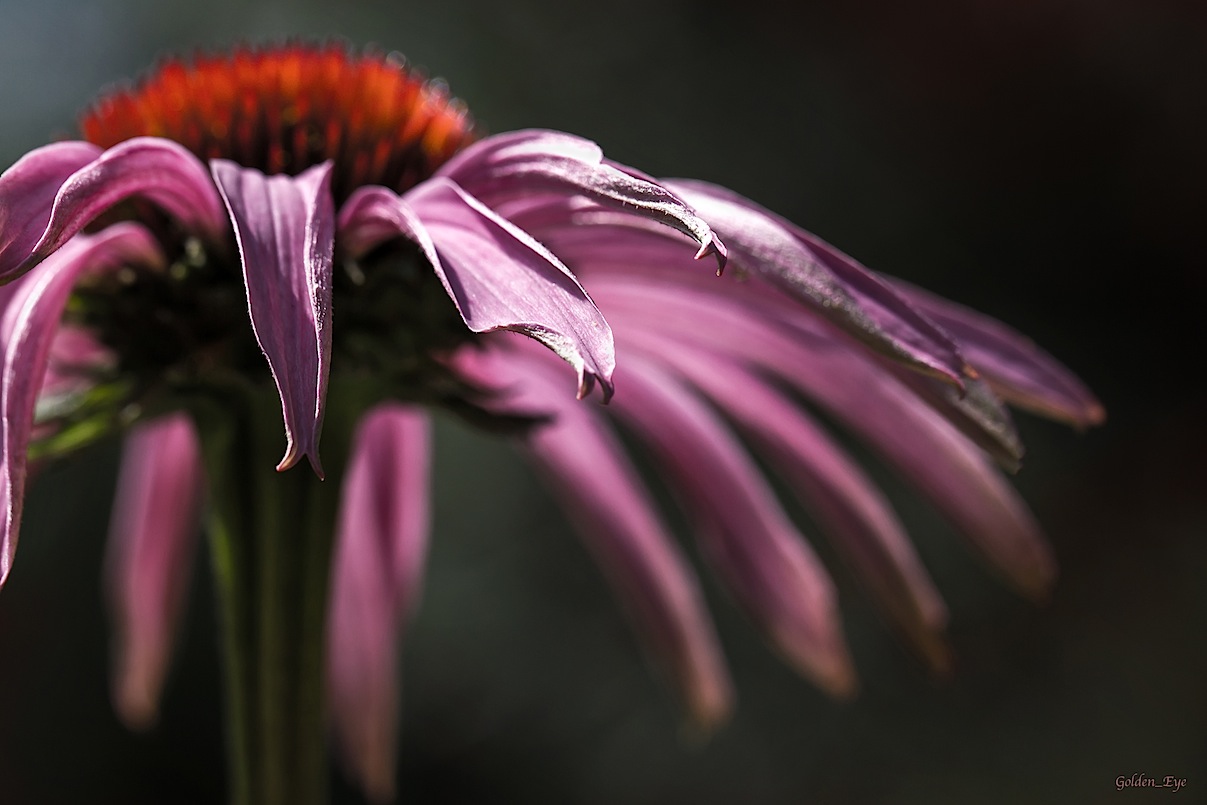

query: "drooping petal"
left=455, top=343, right=732, bottom=729
left=340, top=179, right=615, bottom=399
left=0, top=223, right=165, bottom=587
left=327, top=405, right=430, bottom=804
left=0, top=142, right=101, bottom=281
left=1, top=138, right=226, bottom=282
left=666, top=178, right=970, bottom=387
left=592, top=278, right=1056, bottom=600
left=891, top=279, right=1107, bottom=428
left=436, top=130, right=726, bottom=269
left=612, top=355, right=856, bottom=697
left=887, top=368, right=1025, bottom=472
left=647, top=343, right=951, bottom=673
left=526, top=221, right=1021, bottom=470
left=211, top=160, right=335, bottom=476
left=104, top=413, right=204, bottom=729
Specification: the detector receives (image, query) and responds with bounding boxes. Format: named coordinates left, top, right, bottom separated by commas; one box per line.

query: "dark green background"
left=0, top=0, right=1202, bottom=802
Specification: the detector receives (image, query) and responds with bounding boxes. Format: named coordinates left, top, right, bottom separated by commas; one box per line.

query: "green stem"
left=192, top=385, right=352, bottom=805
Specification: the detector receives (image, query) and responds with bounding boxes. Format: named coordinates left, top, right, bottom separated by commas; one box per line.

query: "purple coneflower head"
left=0, top=44, right=1101, bottom=802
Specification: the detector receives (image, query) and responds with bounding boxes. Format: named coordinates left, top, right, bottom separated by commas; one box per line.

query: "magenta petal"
left=212, top=160, right=335, bottom=476
left=0, top=141, right=102, bottom=282
left=456, top=345, right=733, bottom=728
left=666, top=178, right=970, bottom=387
left=436, top=130, right=726, bottom=270
left=0, top=223, right=165, bottom=587
left=341, top=179, right=616, bottom=399
left=3, top=138, right=226, bottom=281
left=653, top=346, right=951, bottom=672
left=613, top=356, right=856, bottom=697
left=327, top=405, right=430, bottom=803
left=104, top=413, right=203, bottom=728
left=892, top=279, right=1106, bottom=427
left=888, top=368, right=1025, bottom=472
left=594, top=280, right=1056, bottom=599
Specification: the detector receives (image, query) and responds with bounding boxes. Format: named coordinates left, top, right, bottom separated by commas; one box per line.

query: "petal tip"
left=694, top=236, right=728, bottom=276
left=576, top=370, right=614, bottom=403
left=1014, top=550, right=1058, bottom=604
left=113, top=682, right=160, bottom=732
left=1084, top=401, right=1107, bottom=428
left=774, top=624, right=859, bottom=700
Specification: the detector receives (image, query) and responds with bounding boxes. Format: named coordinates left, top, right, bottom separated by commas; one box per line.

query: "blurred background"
left=0, top=0, right=1202, bottom=802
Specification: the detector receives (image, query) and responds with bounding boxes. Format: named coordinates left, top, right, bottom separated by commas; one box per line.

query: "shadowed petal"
left=593, top=279, right=1056, bottom=600
left=887, top=368, right=1025, bottom=472
left=666, top=179, right=970, bottom=387
left=456, top=344, right=733, bottom=729
left=613, top=355, right=856, bottom=697
left=531, top=228, right=1023, bottom=469
left=0, top=142, right=101, bottom=281
left=104, top=413, right=204, bottom=729
left=327, top=405, right=430, bottom=804
left=2, top=138, right=226, bottom=282
left=212, top=160, right=335, bottom=476
left=0, top=223, right=165, bottom=588
left=436, top=130, right=726, bottom=269
left=891, top=279, right=1107, bottom=427
left=649, top=344, right=952, bottom=673
left=340, top=179, right=615, bottom=400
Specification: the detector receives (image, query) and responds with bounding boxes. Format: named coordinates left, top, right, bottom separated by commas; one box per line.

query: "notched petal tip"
left=577, top=371, right=614, bottom=403
left=274, top=445, right=326, bottom=480
left=441, top=130, right=725, bottom=264
left=402, top=178, right=617, bottom=401
left=694, top=234, right=728, bottom=276
left=667, top=179, right=970, bottom=388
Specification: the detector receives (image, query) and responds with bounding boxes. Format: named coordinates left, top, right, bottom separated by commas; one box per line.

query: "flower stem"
left=192, top=385, right=351, bottom=805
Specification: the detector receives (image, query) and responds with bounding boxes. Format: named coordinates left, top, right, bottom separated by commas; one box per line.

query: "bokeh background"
left=0, top=0, right=1203, bottom=802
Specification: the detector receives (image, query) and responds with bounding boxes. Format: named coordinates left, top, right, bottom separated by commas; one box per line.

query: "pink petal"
left=340, top=179, right=616, bottom=400
left=104, top=413, right=204, bottom=729
left=891, top=279, right=1106, bottom=428
left=666, top=178, right=971, bottom=387
left=0, top=142, right=102, bottom=281
left=593, top=278, right=1056, bottom=600
left=1, top=138, right=226, bottom=281
left=650, top=345, right=952, bottom=673
left=0, top=223, right=165, bottom=588
left=436, top=130, right=726, bottom=270
left=456, top=344, right=732, bottom=729
left=527, top=226, right=1023, bottom=469
left=327, top=405, right=430, bottom=803
left=612, top=355, right=856, bottom=697
left=211, top=160, right=335, bottom=476
left=887, top=367, right=1025, bottom=472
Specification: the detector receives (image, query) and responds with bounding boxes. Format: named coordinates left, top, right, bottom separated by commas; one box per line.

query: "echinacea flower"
left=0, top=43, right=1101, bottom=804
